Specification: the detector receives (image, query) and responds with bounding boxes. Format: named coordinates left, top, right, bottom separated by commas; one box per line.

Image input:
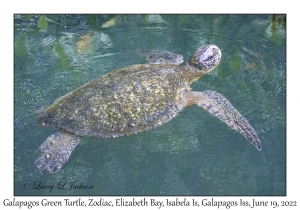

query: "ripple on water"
left=15, top=76, right=49, bottom=112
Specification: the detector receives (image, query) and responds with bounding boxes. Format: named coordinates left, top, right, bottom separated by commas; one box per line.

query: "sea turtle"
left=35, top=44, right=262, bottom=175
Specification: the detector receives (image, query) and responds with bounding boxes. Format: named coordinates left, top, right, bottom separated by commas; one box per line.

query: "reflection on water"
left=14, top=14, right=286, bottom=195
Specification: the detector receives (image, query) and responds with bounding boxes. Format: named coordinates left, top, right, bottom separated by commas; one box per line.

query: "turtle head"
left=188, top=44, right=221, bottom=73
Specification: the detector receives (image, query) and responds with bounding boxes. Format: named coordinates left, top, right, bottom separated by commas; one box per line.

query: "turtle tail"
left=34, top=131, right=81, bottom=174
left=36, top=109, right=50, bottom=126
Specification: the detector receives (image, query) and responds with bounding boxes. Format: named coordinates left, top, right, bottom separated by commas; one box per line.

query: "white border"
left=2, top=0, right=299, bottom=209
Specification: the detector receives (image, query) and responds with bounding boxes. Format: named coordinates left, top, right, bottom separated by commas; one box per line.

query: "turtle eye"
left=206, top=55, right=214, bottom=61
left=199, top=50, right=214, bottom=63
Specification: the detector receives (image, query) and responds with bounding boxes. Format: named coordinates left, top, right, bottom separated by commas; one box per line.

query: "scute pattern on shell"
left=37, top=64, right=190, bottom=138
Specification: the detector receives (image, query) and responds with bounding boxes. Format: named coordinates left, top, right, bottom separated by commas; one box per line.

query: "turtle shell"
left=37, top=64, right=190, bottom=138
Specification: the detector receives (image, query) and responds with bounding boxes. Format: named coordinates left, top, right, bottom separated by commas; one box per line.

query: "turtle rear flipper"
left=34, top=131, right=81, bottom=174
left=184, top=90, right=262, bottom=151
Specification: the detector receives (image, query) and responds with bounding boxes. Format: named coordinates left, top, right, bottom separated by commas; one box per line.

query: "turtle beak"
left=188, top=44, right=221, bottom=72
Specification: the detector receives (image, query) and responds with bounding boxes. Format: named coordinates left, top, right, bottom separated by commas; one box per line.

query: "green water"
left=14, top=14, right=286, bottom=196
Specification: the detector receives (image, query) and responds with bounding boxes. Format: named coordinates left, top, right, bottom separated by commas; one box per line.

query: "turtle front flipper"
left=133, top=49, right=184, bottom=65
left=183, top=90, right=262, bottom=151
left=34, top=131, right=81, bottom=174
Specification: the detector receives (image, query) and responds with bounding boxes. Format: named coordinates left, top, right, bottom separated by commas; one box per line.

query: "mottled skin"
left=35, top=44, right=262, bottom=174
